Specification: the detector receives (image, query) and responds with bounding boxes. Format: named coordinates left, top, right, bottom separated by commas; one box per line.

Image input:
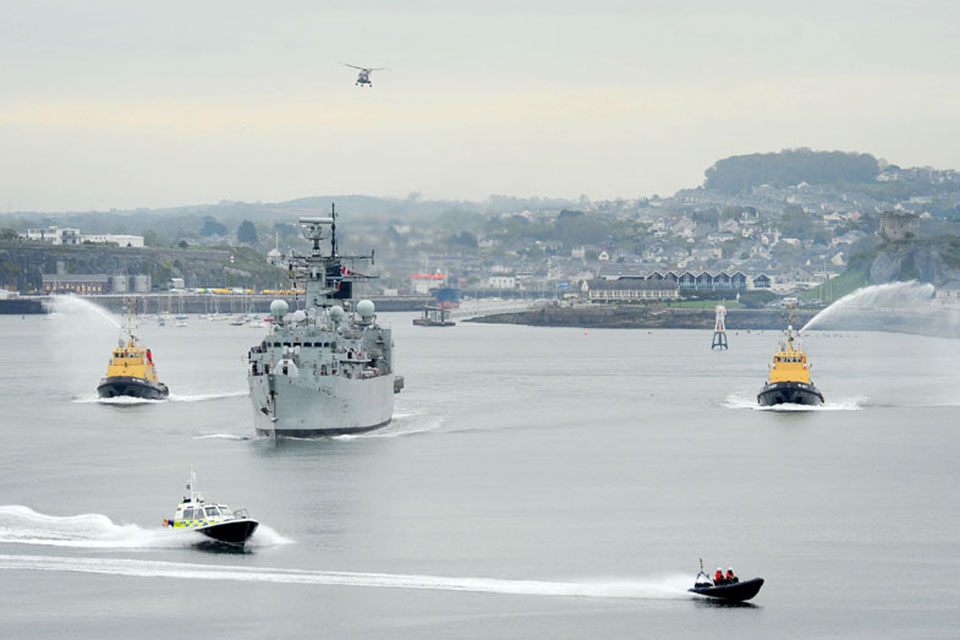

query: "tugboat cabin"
left=768, top=333, right=811, bottom=384
left=106, top=341, right=160, bottom=382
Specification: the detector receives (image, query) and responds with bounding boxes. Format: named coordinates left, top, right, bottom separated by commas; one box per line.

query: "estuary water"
left=1, top=312, right=958, bottom=638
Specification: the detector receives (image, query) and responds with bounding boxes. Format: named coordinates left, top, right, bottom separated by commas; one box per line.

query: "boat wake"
left=72, top=391, right=247, bottom=405
left=192, top=433, right=254, bottom=441
left=169, top=391, right=248, bottom=403
left=0, top=506, right=291, bottom=549
left=331, top=414, right=444, bottom=441
left=0, top=551, right=691, bottom=600
left=87, top=396, right=165, bottom=406
left=724, top=394, right=865, bottom=412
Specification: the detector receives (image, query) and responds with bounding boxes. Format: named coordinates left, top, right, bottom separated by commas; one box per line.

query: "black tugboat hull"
left=758, top=381, right=823, bottom=407
left=689, top=578, right=764, bottom=602
left=197, top=519, right=259, bottom=547
left=97, top=376, right=169, bottom=400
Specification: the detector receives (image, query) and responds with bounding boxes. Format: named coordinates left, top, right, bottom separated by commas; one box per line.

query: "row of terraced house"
left=616, top=270, right=772, bottom=290
left=581, top=270, right=774, bottom=305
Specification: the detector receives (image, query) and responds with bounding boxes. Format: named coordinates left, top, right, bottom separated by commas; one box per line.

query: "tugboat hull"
left=758, top=381, right=823, bottom=407
left=197, top=519, right=259, bottom=547
left=98, top=376, right=169, bottom=400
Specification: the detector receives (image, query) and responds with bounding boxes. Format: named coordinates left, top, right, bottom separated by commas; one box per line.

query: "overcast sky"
left=1, top=1, right=958, bottom=211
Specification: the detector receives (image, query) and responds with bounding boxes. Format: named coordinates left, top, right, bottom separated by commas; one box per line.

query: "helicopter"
left=343, top=63, right=385, bottom=87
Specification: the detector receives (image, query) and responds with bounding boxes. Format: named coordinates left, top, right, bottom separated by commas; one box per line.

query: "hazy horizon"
left=2, top=1, right=958, bottom=212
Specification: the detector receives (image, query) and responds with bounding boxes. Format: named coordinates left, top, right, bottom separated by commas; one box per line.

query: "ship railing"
left=232, top=508, right=250, bottom=520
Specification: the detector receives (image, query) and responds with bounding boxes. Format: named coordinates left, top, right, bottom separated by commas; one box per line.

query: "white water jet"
left=801, top=281, right=936, bottom=333
left=48, top=295, right=122, bottom=329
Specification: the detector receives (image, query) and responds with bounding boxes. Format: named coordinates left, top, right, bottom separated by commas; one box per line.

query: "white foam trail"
left=47, top=295, right=122, bottom=329
left=193, top=433, right=252, bottom=441
left=723, top=394, right=865, bottom=412
left=96, top=396, right=166, bottom=406
left=331, top=416, right=443, bottom=441
left=71, top=391, right=247, bottom=405
left=801, top=281, right=936, bottom=332
left=0, top=553, right=690, bottom=600
left=0, top=506, right=290, bottom=549
left=169, top=391, right=248, bottom=403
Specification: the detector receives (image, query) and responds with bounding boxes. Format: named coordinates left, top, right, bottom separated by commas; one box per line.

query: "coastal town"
left=2, top=150, right=960, bottom=309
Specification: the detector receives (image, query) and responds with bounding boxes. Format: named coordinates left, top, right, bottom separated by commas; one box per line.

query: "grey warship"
left=247, top=209, right=402, bottom=438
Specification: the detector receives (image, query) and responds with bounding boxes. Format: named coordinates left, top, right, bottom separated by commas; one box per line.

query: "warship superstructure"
left=247, top=209, right=402, bottom=437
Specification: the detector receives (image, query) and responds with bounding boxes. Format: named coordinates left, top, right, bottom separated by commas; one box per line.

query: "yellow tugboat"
left=757, top=315, right=823, bottom=407
left=97, top=313, right=169, bottom=400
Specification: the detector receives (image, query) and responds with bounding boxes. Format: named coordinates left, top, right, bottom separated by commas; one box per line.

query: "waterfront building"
left=20, top=226, right=143, bottom=247
left=41, top=273, right=152, bottom=294
left=581, top=279, right=680, bottom=304
left=22, top=226, right=81, bottom=245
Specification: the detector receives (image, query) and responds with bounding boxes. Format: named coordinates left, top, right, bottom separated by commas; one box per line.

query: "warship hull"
left=757, top=381, right=823, bottom=407
left=97, top=376, right=169, bottom=400
left=249, top=372, right=394, bottom=437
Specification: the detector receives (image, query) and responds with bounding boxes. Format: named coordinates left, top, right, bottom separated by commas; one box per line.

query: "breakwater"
left=466, top=306, right=815, bottom=330
left=466, top=303, right=960, bottom=337
left=0, top=298, right=45, bottom=314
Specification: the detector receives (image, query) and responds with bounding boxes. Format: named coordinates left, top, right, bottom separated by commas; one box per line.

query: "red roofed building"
left=411, top=272, right=446, bottom=294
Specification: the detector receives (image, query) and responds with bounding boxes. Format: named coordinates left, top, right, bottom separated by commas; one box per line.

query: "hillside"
left=0, top=242, right=289, bottom=292
left=804, top=234, right=960, bottom=302
left=704, top=149, right=881, bottom=193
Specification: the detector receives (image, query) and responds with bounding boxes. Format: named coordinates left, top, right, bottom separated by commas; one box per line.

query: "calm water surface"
left=1, top=309, right=958, bottom=638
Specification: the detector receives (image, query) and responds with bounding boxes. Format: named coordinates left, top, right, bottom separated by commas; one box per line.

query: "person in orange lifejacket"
left=146, top=349, right=153, bottom=364
left=726, top=568, right=738, bottom=584
left=714, top=567, right=725, bottom=585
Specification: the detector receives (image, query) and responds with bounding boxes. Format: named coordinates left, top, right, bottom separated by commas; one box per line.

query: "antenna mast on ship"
left=186, top=466, right=200, bottom=503
left=330, top=203, right=338, bottom=257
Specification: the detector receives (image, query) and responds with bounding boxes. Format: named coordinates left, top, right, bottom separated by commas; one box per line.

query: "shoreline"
left=465, top=306, right=814, bottom=330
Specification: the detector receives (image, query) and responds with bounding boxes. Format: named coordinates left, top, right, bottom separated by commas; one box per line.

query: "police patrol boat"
left=757, top=315, right=824, bottom=407
left=162, top=470, right=259, bottom=548
left=247, top=207, right=403, bottom=438
left=97, top=312, right=169, bottom=400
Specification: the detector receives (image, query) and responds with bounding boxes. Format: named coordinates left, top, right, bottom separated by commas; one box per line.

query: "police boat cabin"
left=96, top=316, right=169, bottom=400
